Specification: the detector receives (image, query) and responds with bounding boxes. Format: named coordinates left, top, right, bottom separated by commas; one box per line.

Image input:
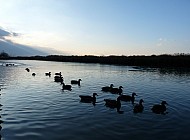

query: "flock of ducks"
left=0, top=65, right=169, bottom=138
left=82, top=84, right=168, bottom=114
left=25, top=67, right=168, bottom=114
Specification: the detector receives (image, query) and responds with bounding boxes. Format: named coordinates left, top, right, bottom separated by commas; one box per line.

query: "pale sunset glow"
left=0, top=0, right=190, bottom=56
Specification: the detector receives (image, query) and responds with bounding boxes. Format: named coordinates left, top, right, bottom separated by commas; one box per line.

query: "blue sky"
left=0, top=0, right=189, bottom=56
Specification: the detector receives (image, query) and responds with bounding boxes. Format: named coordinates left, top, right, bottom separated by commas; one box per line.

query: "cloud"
left=0, top=27, right=67, bottom=56
left=0, top=28, right=11, bottom=38
left=0, top=27, right=48, bottom=56
left=0, top=27, right=21, bottom=39
left=12, top=32, right=20, bottom=37
left=157, top=38, right=168, bottom=47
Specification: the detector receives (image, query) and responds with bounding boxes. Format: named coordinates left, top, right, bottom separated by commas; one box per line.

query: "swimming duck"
left=62, top=83, right=72, bottom=91
left=25, top=68, right=30, bottom=72
left=151, top=101, right=168, bottom=114
left=119, top=92, right=137, bottom=104
left=102, top=84, right=114, bottom=92
left=32, top=73, right=36, bottom=76
left=110, top=86, right=123, bottom=95
left=104, top=96, right=121, bottom=112
left=71, top=79, right=82, bottom=85
left=79, top=93, right=98, bottom=103
left=133, top=99, right=144, bottom=113
left=55, top=72, right=62, bottom=76
left=54, top=75, right=63, bottom=83
left=45, top=72, right=51, bottom=76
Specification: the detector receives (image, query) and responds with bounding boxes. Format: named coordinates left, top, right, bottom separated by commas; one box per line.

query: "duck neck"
left=132, top=94, right=135, bottom=99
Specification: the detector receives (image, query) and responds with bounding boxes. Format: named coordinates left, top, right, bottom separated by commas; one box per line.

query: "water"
left=0, top=60, right=190, bottom=140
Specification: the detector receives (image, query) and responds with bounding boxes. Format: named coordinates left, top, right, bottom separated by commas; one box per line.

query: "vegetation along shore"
left=1, top=51, right=190, bottom=68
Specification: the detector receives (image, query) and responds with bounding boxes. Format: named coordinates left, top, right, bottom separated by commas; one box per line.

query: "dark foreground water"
left=0, top=60, right=190, bottom=140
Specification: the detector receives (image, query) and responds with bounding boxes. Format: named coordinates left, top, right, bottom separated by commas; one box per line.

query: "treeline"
left=0, top=51, right=10, bottom=59
left=11, top=54, right=190, bottom=68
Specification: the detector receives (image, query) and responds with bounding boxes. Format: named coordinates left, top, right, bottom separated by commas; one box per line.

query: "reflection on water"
left=0, top=60, right=190, bottom=140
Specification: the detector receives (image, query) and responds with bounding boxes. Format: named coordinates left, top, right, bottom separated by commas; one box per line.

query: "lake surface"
left=0, top=60, right=190, bottom=140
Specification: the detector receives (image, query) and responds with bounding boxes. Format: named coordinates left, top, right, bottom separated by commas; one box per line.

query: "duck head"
left=132, top=92, right=137, bottom=96
left=93, top=93, right=98, bottom=97
left=161, top=101, right=168, bottom=105
left=110, top=84, right=114, bottom=87
left=139, top=99, right=144, bottom=104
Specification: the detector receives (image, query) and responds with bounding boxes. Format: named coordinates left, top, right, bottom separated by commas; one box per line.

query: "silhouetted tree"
left=0, top=51, right=10, bottom=58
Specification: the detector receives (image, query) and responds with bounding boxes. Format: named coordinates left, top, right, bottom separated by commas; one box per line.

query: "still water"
left=0, top=60, right=190, bottom=140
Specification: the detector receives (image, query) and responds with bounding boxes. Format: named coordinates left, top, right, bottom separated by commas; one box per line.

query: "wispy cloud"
left=0, top=27, right=20, bottom=40
left=0, top=26, right=68, bottom=56
left=0, top=27, right=48, bottom=56
left=0, top=28, right=11, bottom=38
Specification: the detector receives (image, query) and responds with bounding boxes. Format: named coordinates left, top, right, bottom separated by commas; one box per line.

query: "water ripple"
left=1, top=60, right=190, bottom=140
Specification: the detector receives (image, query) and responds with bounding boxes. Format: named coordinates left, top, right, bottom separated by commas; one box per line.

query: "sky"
left=0, top=0, right=190, bottom=56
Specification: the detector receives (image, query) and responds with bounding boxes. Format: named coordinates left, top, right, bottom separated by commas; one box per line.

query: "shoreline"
left=1, top=54, right=190, bottom=68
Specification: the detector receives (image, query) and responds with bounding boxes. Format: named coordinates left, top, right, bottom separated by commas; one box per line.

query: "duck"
left=71, top=79, right=82, bottom=85
left=62, top=83, right=72, bottom=91
left=151, top=101, right=168, bottom=114
left=110, top=86, right=123, bottom=95
left=54, top=75, right=64, bottom=83
left=119, top=92, right=137, bottom=104
left=25, top=68, right=30, bottom=72
left=55, top=72, right=62, bottom=76
left=45, top=72, right=51, bottom=76
left=104, top=96, right=121, bottom=112
left=79, top=93, right=98, bottom=103
left=32, top=73, right=36, bottom=76
left=133, top=99, right=144, bottom=113
left=102, top=84, right=114, bottom=92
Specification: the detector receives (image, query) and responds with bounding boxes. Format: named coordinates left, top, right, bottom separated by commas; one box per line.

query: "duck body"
left=71, top=79, right=82, bottom=85
left=79, top=93, right=98, bottom=103
left=32, top=73, right=35, bottom=76
left=133, top=99, right=144, bottom=113
left=110, top=86, right=123, bottom=94
left=120, top=92, right=137, bottom=104
left=104, top=97, right=121, bottom=111
left=25, top=68, right=30, bottom=72
left=55, top=72, right=62, bottom=76
left=151, top=101, right=168, bottom=114
left=102, top=84, right=114, bottom=92
left=62, top=83, right=72, bottom=91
